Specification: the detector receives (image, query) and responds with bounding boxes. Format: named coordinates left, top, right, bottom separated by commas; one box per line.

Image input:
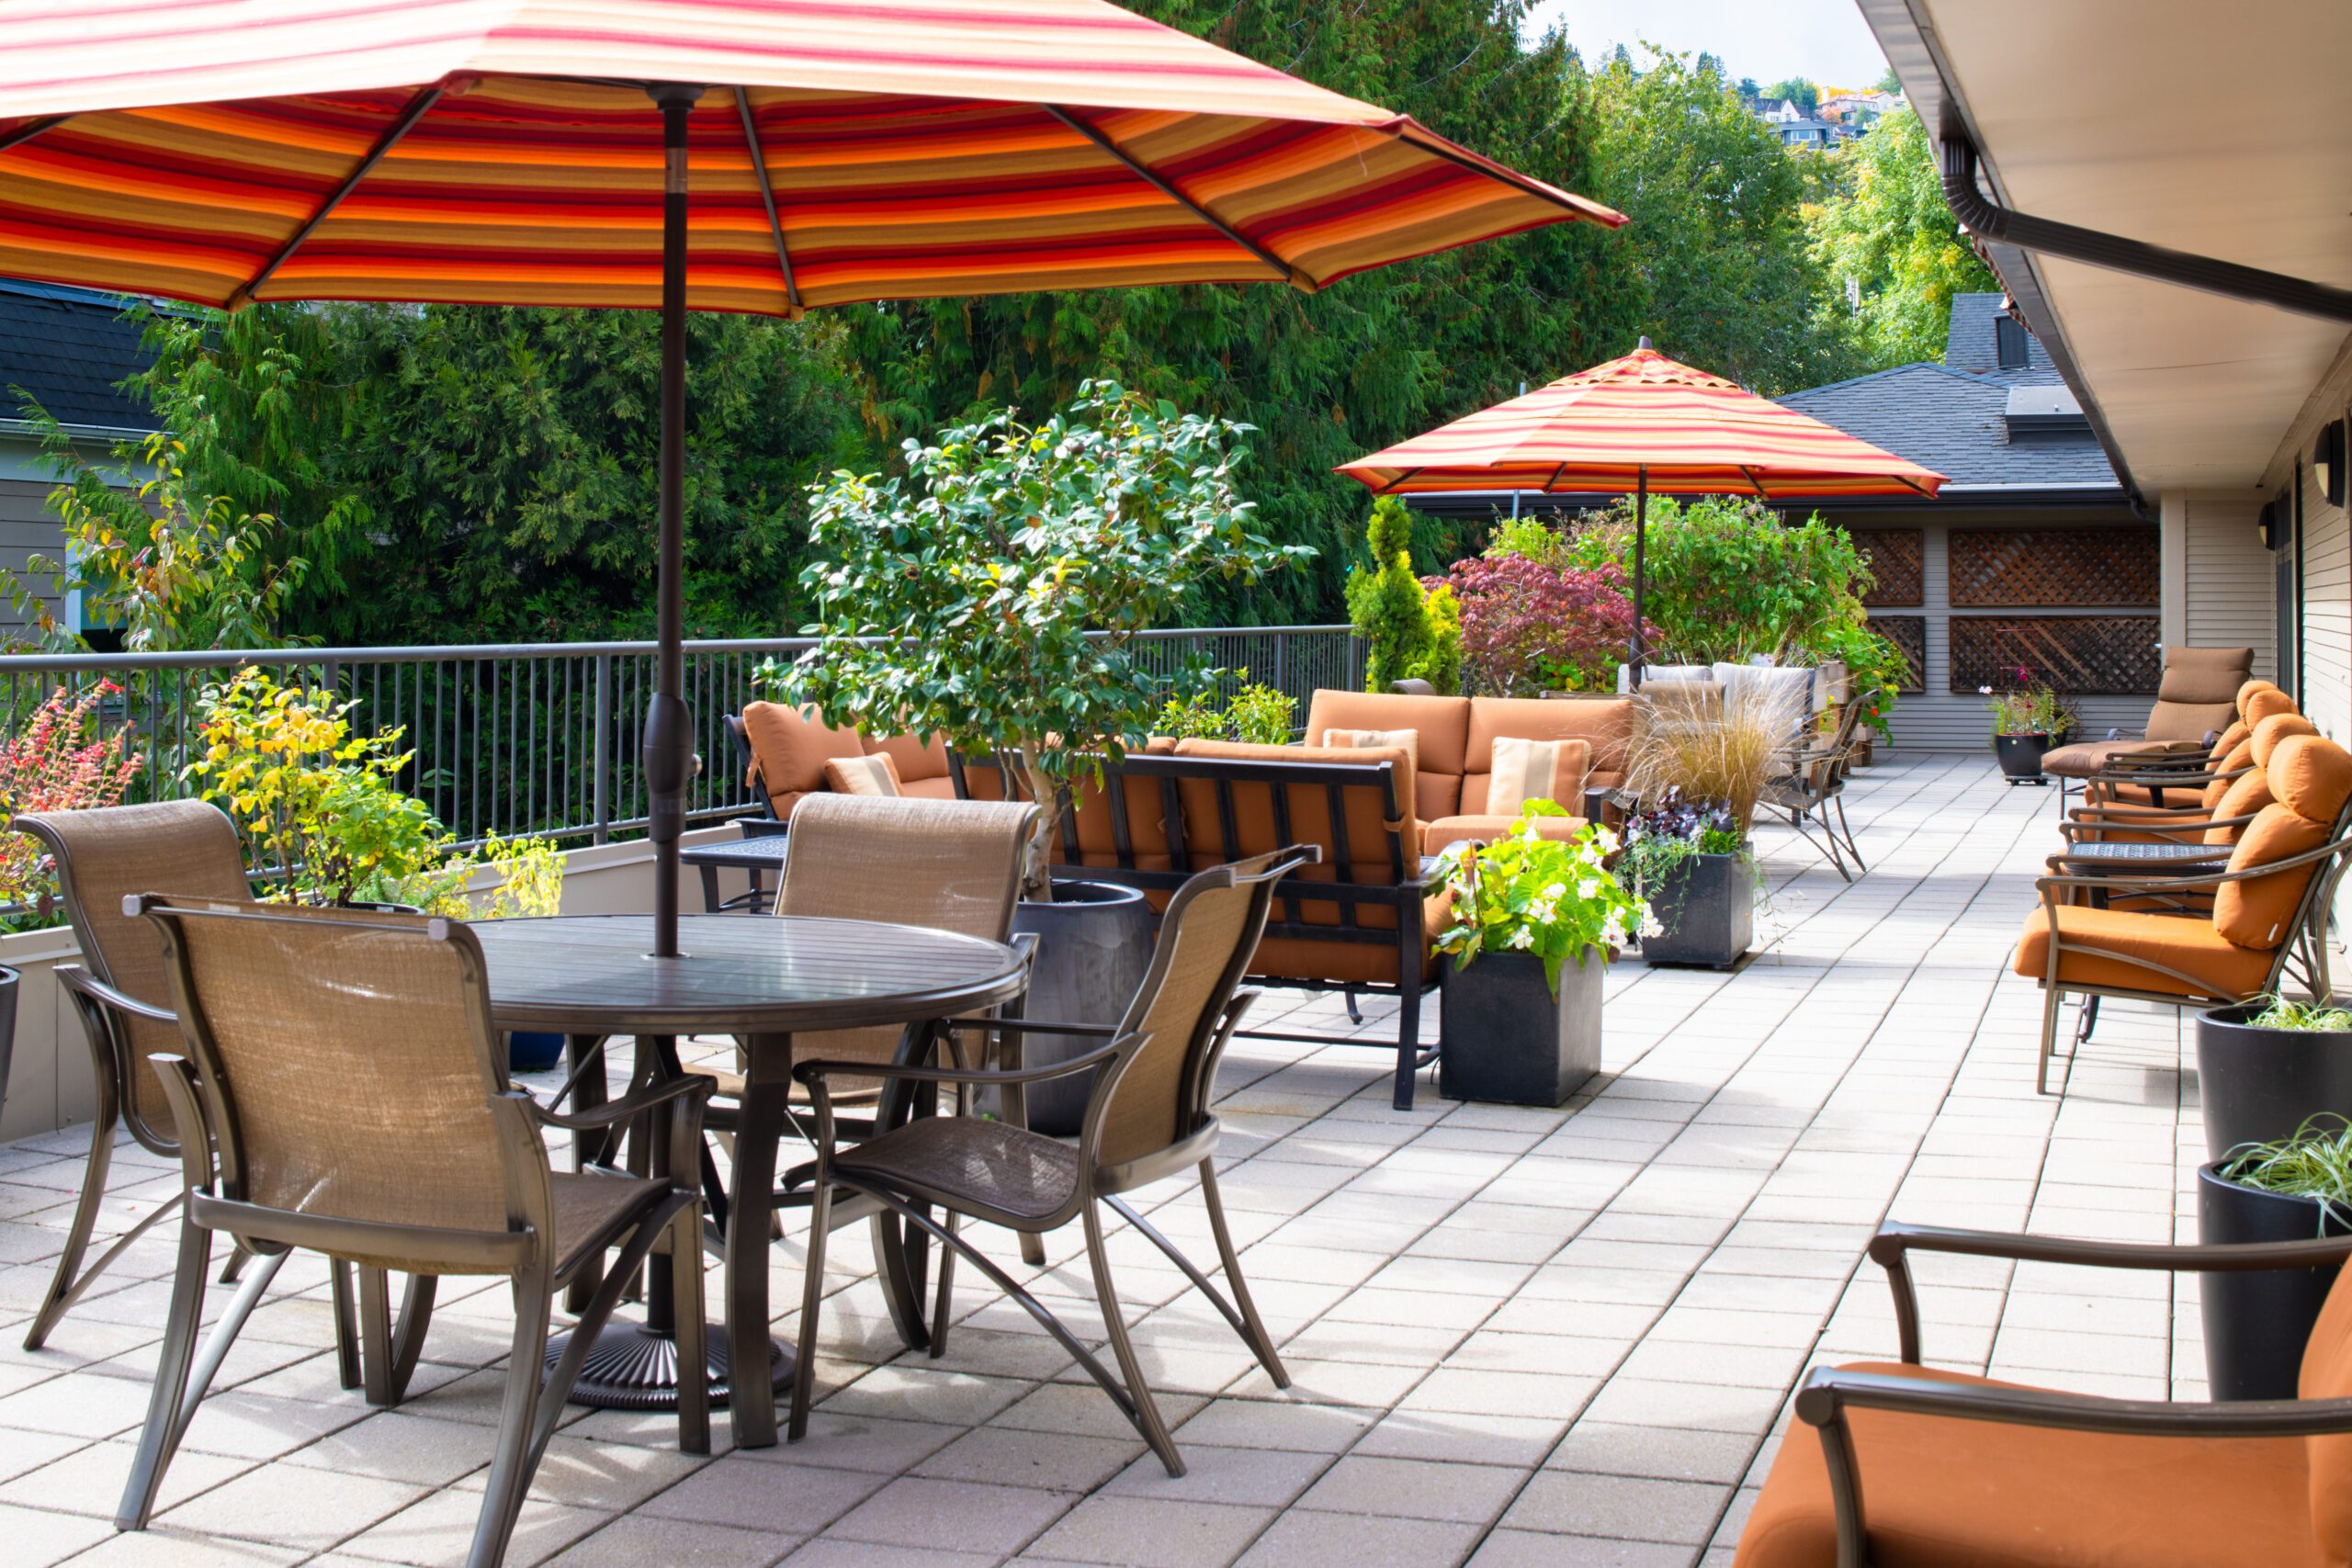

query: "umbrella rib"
left=1044, top=105, right=1300, bottom=288
left=230, top=83, right=442, bottom=310
left=1545, top=462, right=1568, bottom=492
left=0, top=115, right=67, bottom=156
left=732, top=86, right=802, bottom=313
left=1742, top=466, right=1770, bottom=501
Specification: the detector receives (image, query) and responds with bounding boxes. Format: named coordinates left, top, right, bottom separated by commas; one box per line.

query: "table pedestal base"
left=548, top=1318, right=792, bottom=1412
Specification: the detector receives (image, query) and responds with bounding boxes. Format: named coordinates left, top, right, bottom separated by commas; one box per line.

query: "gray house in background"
left=0, top=278, right=157, bottom=641
left=1778, top=293, right=2166, bottom=750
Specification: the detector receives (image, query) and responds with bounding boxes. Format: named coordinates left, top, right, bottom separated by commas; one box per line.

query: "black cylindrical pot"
left=1010, top=883, right=1155, bottom=1136
left=1993, top=733, right=2053, bottom=782
left=2198, top=1160, right=2347, bottom=1401
left=1639, top=852, right=1753, bottom=970
left=0, top=964, right=17, bottom=1128
left=2197, top=1003, right=2352, bottom=1162
left=1438, top=948, right=1602, bottom=1107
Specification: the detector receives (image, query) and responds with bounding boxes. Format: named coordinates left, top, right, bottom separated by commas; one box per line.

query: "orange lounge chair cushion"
left=740, top=699, right=866, bottom=818
left=2205, top=769, right=2278, bottom=844
left=2273, top=734, right=2352, bottom=824
left=2014, top=904, right=2276, bottom=998
left=2245, top=686, right=2300, bottom=725
left=2213, top=803, right=2331, bottom=949
left=1734, top=1362, right=2321, bottom=1568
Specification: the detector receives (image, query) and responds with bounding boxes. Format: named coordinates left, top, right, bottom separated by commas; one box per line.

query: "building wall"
left=2181, top=492, right=2276, bottom=680
left=0, top=472, right=71, bottom=636
left=2301, top=455, right=2351, bottom=743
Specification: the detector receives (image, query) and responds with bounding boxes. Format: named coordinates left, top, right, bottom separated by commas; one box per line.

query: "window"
left=1995, top=314, right=2029, bottom=370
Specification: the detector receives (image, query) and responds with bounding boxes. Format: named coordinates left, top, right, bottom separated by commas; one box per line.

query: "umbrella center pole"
left=643, top=83, right=706, bottom=962
left=1628, top=467, right=1647, bottom=690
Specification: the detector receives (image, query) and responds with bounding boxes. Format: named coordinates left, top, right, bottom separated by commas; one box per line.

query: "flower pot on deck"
left=1011, top=882, right=1156, bottom=1136
left=1638, top=852, right=1753, bottom=971
left=2197, top=1160, right=2346, bottom=1401
left=1438, top=947, right=1601, bottom=1108
left=1993, top=732, right=2054, bottom=784
left=2196, top=1004, right=2352, bottom=1162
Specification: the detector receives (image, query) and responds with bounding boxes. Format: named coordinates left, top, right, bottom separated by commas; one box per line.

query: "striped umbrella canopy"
left=0, top=0, right=1628, bottom=961
left=1336, top=344, right=1946, bottom=679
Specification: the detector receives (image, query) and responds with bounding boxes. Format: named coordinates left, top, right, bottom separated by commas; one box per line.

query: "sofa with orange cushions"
left=1732, top=1213, right=2352, bottom=1568
left=2018, top=728, right=2352, bottom=1093
left=729, top=700, right=956, bottom=821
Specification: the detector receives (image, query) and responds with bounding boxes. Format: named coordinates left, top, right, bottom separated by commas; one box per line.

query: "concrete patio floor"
left=0, top=753, right=2211, bottom=1566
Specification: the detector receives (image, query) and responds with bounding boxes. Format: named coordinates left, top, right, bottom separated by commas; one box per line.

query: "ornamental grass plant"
left=1622, top=683, right=1804, bottom=833
left=2220, top=1114, right=2352, bottom=1234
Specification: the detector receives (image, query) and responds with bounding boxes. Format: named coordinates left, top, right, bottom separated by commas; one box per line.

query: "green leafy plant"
left=1155, top=675, right=1297, bottom=744
left=1616, top=795, right=1763, bottom=928
left=0, top=684, right=144, bottom=925
left=1430, top=802, right=1659, bottom=994
left=1345, top=494, right=1460, bottom=694
left=2219, top=1115, right=2352, bottom=1234
left=2245, top=996, right=2352, bottom=1032
left=1812, top=619, right=1907, bottom=742
left=782, top=380, right=1306, bottom=898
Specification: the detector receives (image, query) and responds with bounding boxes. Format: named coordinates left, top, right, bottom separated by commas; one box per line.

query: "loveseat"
left=732, top=700, right=956, bottom=819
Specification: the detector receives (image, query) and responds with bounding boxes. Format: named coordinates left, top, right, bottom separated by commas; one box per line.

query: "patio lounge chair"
left=1760, top=696, right=1870, bottom=881
left=2077, top=681, right=2291, bottom=810
left=1732, top=1215, right=2352, bottom=1568
left=116, top=898, right=710, bottom=1568
left=788, top=846, right=1315, bottom=1476
left=15, top=801, right=255, bottom=1350
left=2015, top=732, right=2352, bottom=1092
left=2040, top=643, right=2253, bottom=795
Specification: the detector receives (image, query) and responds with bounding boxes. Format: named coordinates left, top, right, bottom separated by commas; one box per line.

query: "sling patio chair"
left=116, top=897, right=710, bottom=1568
left=15, top=800, right=259, bottom=1350
left=2016, top=732, right=2352, bottom=1093
left=788, top=845, right=1317, bottom=1477
left=1760, top=696, right=1869, bottom=881
left=1733, top=1215, right=2352, bottom=1567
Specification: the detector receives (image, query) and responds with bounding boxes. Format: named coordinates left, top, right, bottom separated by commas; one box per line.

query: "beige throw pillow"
left=1486, top=735, right=1583, bottom=816
left=1323, top=727, right=1419, bottom=768
left=821, top=752, right=902, bottom=797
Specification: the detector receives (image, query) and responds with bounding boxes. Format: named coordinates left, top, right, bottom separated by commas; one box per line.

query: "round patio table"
left=473, top=912, right=1027, bottom=1449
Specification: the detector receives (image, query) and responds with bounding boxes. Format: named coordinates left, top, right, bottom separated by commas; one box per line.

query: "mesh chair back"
left=1091, top=849, right=1303, bottom=1169
left=17, top=801, right=250, bottom=1136
left=144, top=899, right=515, bottom=1242
left=778, top=795, right=1035, bottom=1071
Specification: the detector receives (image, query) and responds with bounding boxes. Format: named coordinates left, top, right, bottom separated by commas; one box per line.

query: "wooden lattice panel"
left=1948, top=615, right=2161, bottom=695
left=1868, top=615, right=1926, bottom=694
left=1949, top=527, right=2159, bottom=607
left=1850, top=527, right=1923, bottom=607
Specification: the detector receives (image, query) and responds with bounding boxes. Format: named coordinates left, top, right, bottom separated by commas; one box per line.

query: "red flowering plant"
left=1434, top=556, right=1659, bottom=696
left=0, top=684, right=143, bottom=923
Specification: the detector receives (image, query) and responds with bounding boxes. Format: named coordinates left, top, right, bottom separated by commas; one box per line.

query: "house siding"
left=2300, top=456, right=2352, bottom=744
left=0, top=477, right=70, bottom=634
left=2182, top=493, right=2276, bottom=682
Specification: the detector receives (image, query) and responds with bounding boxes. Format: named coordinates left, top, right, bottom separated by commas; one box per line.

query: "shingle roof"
left=1777, top=361, right=2120, bottom=490
left=1942, top=290, right=2062, bottom=384
left=0, top=278, right=156, bottom=433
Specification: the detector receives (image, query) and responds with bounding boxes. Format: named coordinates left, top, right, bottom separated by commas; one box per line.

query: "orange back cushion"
left=740, top=700, right=865, bottom=818
left=2270, top=735, right=2352, bottom=827
left=864, top=730, right=951, bottom=786
left=2244, top=686, right=2299, bottom=725
left=2213, top=803, right=2330, bottom=949
left=2201, top=739, right=2259, bottom=809
left=2204, top=769, right=2276, bottom=845
left=1304, top=689, right=1467, bottom=818
left=2209, top=719, right=2251, bottom=761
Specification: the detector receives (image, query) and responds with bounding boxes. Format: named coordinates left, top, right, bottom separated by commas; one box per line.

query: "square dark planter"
left=1438, top=948, right=1602, bottom=1107
left=1639, top=852, right=1753, bottom=969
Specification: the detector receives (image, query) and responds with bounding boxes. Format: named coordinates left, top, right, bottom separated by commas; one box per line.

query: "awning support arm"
left=1939, top=136, right=2352, bottom=326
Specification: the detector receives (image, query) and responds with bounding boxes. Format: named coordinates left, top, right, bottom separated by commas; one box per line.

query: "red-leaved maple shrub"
left=1434, top=557, right=1656, bottom=695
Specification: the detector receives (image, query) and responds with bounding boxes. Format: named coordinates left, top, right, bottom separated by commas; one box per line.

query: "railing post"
left=1272, top=633, right=1287, bottom=704
left=592, top=652, right=613, bottom=845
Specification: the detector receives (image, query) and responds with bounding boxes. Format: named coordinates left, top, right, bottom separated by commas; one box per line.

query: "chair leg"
left=2038, top=987, right=2064, bottom=1096
left=1831, top=793, right=1866, bottom=872
left=2075, top=995, right=2100, bottom=1046
left=330, top=1261, right=363, bottom=1391
left=115, top=1213, right=213, bottom=1529
left=25, top=1100, right=126, bottom=1351
left=1391, top=978, right=1423, bottom=1112
left=1082, top=1201, right=1182, bottom=1478
left=466, top=1271, right=553, bottom=1568
left=788, top=1173, right=834, bottom=1442
left=1198, top=1163, right=1286, bottom=1386
left=1343, top=987, right=1363, bottom=1026
left=356, top=1270, right=438, bottom=1407
left=668, top=1203, right=710, bottom=1458
left=928, top=1213, right=959, bottom=1359
left=218, top=1243, right=252, bottom=1286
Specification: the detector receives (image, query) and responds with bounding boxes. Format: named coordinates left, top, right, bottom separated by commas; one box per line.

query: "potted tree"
left=1430, top=804, right=1657, bottom=1106
left=1984, top=679, right=2076, bottom=784
left=784, top=382, right=1305, bottom=1130
left=2197, top=996, right=2352, bottom=1162
left=2199, top=1114, right=2352, bottom=1400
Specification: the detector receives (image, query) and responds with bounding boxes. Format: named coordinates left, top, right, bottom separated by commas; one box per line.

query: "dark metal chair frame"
left=117, top=898, right=712, bottom=1568
left=950, top=750, right=1437, bottom=1109
left=787, top=847, right=1315, bottom=1476
left=1761, top=698, right=1869, bottom=882
left=1793, top=1218, right=2352, bottom=1568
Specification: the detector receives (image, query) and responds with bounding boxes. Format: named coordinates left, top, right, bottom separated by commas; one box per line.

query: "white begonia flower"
left=1979, top=685, right=1993, bottom=695
left=1544, top=882, right=1567, bottom=900
left=1577, top=878, right=1600, bottom=899
left=1508, top=927, right=1534, bottom=950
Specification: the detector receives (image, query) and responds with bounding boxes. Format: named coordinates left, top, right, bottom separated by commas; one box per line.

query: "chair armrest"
left=945, top=1017, right=1119, bottom=1040
left=795, top=1033, right=1135, bottom=1092
left=57, top=966, right=175, bottom=1027
left=2032, top=830, right=2349, bottom=900
left=1795, top=1364, right=2352, bottom=1440
left=2059, top=812, right=2248, bottom=844
left=1867, top=1219, right=2352, bottom=1362
left=527, top=1072, right=715, bottom=1132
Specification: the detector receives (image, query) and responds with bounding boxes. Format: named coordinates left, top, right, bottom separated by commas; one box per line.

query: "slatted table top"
left=472, top=913, right=1023, bottom=1035
left=2058, top=840, right=2229, bottom=863
left=679, top=833, right=792, bottom=869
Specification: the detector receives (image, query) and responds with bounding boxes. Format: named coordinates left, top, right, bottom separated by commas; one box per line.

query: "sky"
left=1525, top=0, right=1892, bottom=92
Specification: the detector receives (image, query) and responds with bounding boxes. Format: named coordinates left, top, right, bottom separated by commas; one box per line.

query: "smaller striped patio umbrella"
left=1338, top=341, right=1947, bottom=682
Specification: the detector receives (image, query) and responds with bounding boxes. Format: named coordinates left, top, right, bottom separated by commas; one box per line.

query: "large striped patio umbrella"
left=1338, top=342, right=1946, bottom=682
left=0, top=0, right=1628, bottom=954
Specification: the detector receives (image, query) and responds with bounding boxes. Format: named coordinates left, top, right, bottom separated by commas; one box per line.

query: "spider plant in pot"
left=2199, top=1114, right=2352, bottom=1401
left=1617, top=686, right=1789, bottom=968
left=2196, top=995, right=2352, bottom=1162
left=783, top=382, right=1306, bottom=1134
left=1984, top=676, right=2077, bottom=784
left=1430, top=803, right=1657, bottom=1107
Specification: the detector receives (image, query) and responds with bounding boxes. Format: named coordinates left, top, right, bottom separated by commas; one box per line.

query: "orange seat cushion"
left=1736, top=1362, right=2321, bottom=1568
left=2014, top=904, right=2276, bottom=998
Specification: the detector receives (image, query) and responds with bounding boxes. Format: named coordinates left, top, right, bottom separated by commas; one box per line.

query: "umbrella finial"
left=1637, top=335, right=1653, bottom=351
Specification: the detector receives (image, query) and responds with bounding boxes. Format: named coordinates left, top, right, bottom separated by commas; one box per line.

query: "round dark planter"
left=1011, top=882, right=1156, bottom=1136
left=0, top=964, right=17, bottom=1128
left=508, top=1031, right=567, bottom=1075
left=1993, top=732, right=2054, bottom=784
left=2196, top=1003, right=2352, bottom=1162
left=2198, top=1159, right=2348, bottom=1400
left=1638, top=852, right=1754, bottom=970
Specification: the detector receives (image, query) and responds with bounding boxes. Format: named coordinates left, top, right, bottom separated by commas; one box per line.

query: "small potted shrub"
left=2199, top=1114, right=2352, bottom=1401
left=1430, top=804, right=1657, bottom=1106
left=1984, top=680, right=2076, bottom=784
left=1621, top=795, right=1759, bottom=969
left=2197, top=996, right=2352, bottom=1161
